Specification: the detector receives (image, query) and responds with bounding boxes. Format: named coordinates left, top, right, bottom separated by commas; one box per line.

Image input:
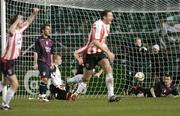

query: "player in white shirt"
left=0, top=8, right=39, bottom=110
left=48, top=54, right=71, bottom=100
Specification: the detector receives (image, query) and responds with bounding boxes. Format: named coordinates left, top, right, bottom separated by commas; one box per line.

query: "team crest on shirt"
left=46, top=41, right=49, bottom=45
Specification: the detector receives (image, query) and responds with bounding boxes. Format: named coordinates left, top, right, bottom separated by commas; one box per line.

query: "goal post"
left=1, top=0, right=180, bottom=98
left=1, top=0, right=7, bottom=101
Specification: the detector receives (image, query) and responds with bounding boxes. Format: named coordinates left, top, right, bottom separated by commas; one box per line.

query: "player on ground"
left=0, top=8, right=39, bottom=110
left=48, top=54, right=72, bottom=100
left=34, top=23, right=55, bottom=102
left=69, top=10, right=120, bottom=102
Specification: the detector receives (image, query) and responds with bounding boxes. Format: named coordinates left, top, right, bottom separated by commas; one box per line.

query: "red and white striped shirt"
left=84, top=19, right=110, bottom=54
left=1, top=22, right=29, bottom=60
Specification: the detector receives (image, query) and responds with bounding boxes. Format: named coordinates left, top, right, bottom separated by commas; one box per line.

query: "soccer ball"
left=134, top=72, right=145, bottom=81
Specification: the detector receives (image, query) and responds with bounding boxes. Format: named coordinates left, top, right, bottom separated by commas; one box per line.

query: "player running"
left=68, top=10, right=120, bottom=102
left=0, top=8, right=39, bottom=110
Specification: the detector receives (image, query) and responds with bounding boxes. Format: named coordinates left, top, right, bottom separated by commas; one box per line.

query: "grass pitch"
left=0, top=97, right=180, bottom=116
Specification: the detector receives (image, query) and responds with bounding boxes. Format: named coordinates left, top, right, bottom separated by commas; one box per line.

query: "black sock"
left=39, top=81, right=47, bottom=95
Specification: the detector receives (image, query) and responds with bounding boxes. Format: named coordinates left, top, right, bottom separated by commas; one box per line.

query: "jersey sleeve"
left=19, top=21, right=29, bottom=33
left=94, top=22, right=103, bottom=40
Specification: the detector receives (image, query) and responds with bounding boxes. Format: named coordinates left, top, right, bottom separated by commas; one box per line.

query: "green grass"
left=0, top=97, right=180, bottom=116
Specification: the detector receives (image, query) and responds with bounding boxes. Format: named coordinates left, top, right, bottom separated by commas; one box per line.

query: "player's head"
left=53, top=54, right=62, bottom=65
left=9, top=15, right=24, bottom=28
left=41, top=23, right=51, bottom=37
left=134, top=37, right=142, bottom=47
left=152, top=44, right=160, bottom=54
left=101, top=10, right=113, bottom=24
left=163, top=73, right=172, bottom=87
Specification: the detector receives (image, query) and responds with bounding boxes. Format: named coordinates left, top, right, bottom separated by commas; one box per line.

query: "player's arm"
left=51, top=42, right=55, bottom=68
left=150, top=87, right=156, bottom=98
left=74, top=45, right=87, bottom=65
left=33, top=39, right=39, bottom=69
left=33, top=52, right=38, bottom=69
left=20, top=8, right=39, bottom=33
left=25, top=8, right=39, bottom=26
left=8, top=15, right=21, bottom=35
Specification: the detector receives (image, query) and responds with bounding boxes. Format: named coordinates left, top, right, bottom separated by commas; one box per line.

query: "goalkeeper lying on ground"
left=48, top=54, right=103, bottom=100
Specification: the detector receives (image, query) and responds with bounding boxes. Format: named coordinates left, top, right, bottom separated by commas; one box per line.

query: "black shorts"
left=0, top=58, right=15, bottom=77
left=38, top=61, right=51, bottom=78
left=75, top=64, right=84, bottom=75
left=85, top=52, right=107, bottom=70
left=49, top=84, right=68, bottom=100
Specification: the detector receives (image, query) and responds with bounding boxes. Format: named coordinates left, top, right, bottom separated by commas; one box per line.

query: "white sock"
left=3, top=88, right=15, bottom=105
left=67, top=74, right=83, bottom=84
left=106, top=73, right=114, bottom=98
left=74, top=82, right=87, bottom=95
left=0, top=81, right=3, bottom=92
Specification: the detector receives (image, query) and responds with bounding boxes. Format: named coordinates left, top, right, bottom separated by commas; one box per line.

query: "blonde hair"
left=53, top=54, right=61, bottom=62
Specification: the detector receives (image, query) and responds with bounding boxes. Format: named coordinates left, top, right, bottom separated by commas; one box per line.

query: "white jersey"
left=85, top=19, right=110, bottom=54
left=51, top=65, right=65, bottom=90
left=1, top=22, right=29, bottom=60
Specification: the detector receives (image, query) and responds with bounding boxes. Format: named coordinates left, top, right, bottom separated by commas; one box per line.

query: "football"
left=134, top=72, right=145, bottom=81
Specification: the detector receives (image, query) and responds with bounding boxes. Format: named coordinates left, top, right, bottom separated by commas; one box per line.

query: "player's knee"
left=104, top=65, right=112, bottom=74
left=82, top=77, right=90, bottom=82
left=11, top=80, right=19, bottom=91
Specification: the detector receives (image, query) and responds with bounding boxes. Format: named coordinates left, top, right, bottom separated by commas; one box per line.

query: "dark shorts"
left=0, top=58, right=15, bottom=77
left=38, top=61, right=51, bottom=78
left=85, top=52, right=107, bottom=70
left=75, top=64, right=84, bottom=75
left=49, top=84, right=68, bottom=100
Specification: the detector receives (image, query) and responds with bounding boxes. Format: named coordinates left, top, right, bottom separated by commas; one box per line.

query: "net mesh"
left=1, top=0, right=180, bottom=97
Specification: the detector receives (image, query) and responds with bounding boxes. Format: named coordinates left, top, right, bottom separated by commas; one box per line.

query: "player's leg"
left=67, top=64, right=84, bottom=84
left=72, top=82, right=87, bottom=96
left=2, top=75, right=18, bottom=109
left=67, top=74, right=83, bottom=84
left=1, top=60, right=18, bottom=110
left=69, top=69, right=93, bottom=101
left=98, top=58, right=120, bottom=102
left=38, top=62, right=50, bottom=102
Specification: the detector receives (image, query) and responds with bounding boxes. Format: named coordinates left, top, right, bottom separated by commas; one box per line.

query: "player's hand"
left=33, top=63, right=38, bottom=70
left=107, top=52, right=115, bottom=62
left=77, top=57, right=84, bottom=66
left=50, top=63, right=55, bottom=69
left=94, top=73, right=101, bottom=78
left=32, top=8, right=40, bottom=15
left=16, top=15, right=23, bottom=22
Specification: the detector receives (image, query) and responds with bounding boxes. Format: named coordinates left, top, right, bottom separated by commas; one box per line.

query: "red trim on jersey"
left=9, top=33, right=17, bottom=60
left=2, top=37, right=10, bottom=59
left=96, top=25, right=105, bottom=53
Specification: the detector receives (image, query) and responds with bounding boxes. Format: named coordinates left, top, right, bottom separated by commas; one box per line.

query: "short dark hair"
left=164, top=73, right=172, bottom=80
left=9, top=15, right=18, bottom=26
left=101, top=10, right=112, bottom=20
left=40, top=23, right=50, bottom=33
